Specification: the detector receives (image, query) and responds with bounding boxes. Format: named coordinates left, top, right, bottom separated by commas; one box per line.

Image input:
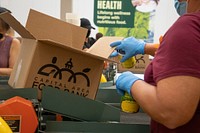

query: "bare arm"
left=144, top=36, right=162, bottom=56
left=131, top=76, right=200, bottom=129
left=144, top=43, right=159, bottom=56
left=0, top=38, right=21, bottom=76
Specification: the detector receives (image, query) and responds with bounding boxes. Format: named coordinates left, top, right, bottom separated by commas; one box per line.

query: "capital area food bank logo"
left=135, top=55, right=145, bottom=63
left=134, top=55, right=148, bottom=69
left=32, top=57, right=91, bottom=97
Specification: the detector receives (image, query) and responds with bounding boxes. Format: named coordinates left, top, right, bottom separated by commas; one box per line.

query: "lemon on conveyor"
left=121, top=92, right=140, bottom=113
left=121, top=100, right=140, bottom=113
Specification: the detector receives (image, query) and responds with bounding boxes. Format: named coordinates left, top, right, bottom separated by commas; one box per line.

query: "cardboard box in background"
left=115, top=54, right=150, bottom=74
left=0, top=9, right=123, bottom=100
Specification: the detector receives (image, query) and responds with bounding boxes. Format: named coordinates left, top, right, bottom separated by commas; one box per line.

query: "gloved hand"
left=110, top=37, right=146, bottom=62
left=116, top=71, right=142, bottom=96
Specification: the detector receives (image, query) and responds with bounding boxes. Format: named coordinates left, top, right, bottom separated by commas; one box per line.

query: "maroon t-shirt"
left=0, top=35, right=13, bottom=68
left=144, top=11, right=200, bottom=133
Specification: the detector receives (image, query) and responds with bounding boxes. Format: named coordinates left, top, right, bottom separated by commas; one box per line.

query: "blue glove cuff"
left=136, top=41, right=146, bottom=55
left=116, top=72, right=142, bottom=95
left=126, top=76, right=141, bottom=95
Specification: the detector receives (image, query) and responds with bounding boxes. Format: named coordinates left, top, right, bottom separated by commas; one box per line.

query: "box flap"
left=0, top=12, right=35, bottom=39
left=37, top=39, right=117, bottom=62
left=26, top=9, right=87, bottom=49
left=87, top=36, right=124, bottom=58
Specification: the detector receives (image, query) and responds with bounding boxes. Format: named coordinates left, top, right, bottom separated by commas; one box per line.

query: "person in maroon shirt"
left=0, top=7, right=20, bottom=76
left=110, top=0, right=200, bottom=132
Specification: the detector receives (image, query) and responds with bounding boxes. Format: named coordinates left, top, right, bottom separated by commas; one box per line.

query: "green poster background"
left=94, top=0, right=156, bottom=43
left=94, top=0, right=135, bottom=28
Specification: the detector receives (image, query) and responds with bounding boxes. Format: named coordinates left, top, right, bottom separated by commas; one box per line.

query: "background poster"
left=94, top=0, right=159, bottom=43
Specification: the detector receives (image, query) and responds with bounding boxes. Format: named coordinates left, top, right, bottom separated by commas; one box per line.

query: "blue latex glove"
left=116, top=71, right=142, bottom=96
left=110, top=37, right=146, bottom=62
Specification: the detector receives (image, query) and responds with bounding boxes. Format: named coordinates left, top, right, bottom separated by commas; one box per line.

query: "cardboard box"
left=115, top=54, right=150, bottom=74
left=0, top=9, right=123, bottom=100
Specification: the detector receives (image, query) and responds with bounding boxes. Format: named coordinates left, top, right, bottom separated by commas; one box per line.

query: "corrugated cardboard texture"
left=26, top=9, right=87, bottom=50
left=87, top=36, right=123, bottom=59
left=9, top=40, right=105, bottom=99
left=8, top=39, right=37, bottom=87
left=0, top=12, right=35, bottom=39
left=5, top=9, right=124, bottom=100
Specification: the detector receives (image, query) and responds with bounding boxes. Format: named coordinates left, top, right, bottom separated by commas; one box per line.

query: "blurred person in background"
left=95, top=32, right=103, bottom=41
left=110, top=0, right=200, bottom=132
left=80, top=18, right=96, bottom=50
left=0, top=7, right=21, bottom=76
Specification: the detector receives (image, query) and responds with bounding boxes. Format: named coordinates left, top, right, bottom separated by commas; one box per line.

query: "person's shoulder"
left=11, top=37, right=21, bottom=48
left=12, top=38, right=20, bottom=44
left=173, top=12, right=200, bottom=33
left=180, top=12, right=200, bottom=24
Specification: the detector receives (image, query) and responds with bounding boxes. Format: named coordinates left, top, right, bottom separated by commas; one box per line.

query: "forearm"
left=144, top=43, right=159, bottom=56
left=130, top=80, right=162, bottom=121
left=0, top=68, right=12, bottom=76
left=130, top=80, right=188, bottom=129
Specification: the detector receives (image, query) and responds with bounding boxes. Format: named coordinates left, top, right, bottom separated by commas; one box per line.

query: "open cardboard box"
left=0, top=9, right=123, bottom=100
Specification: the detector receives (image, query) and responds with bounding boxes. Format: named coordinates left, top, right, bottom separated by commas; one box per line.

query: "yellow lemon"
left=119, top=55, right=136, bottom=68
left=121, top=100, right=140, bottom=113
left=100, top=74, right=107, bottom=83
